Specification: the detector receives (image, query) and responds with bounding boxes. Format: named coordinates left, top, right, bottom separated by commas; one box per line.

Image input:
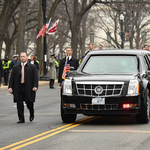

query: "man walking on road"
left=58, top=47, right=79, bottom=86
left=8, top=52, right=38, bottom=123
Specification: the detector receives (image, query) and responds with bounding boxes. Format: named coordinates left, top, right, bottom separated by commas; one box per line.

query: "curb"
left=0, top=80, right=58, bottom=92
left=0, top=81, right=49, bottom=92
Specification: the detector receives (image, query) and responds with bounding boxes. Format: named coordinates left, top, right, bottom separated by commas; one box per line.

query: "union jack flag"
left=36, top=19, right=51, bottom=39
left=46, top=19, right=59, bottom=35
left=62, top=56, right=70, bottom=80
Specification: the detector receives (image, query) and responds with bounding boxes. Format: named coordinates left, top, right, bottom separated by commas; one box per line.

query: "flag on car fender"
left=62, top=56, right=70, bottom=80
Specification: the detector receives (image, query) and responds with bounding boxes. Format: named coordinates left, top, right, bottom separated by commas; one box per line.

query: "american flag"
left=47, top=19, right=59, bottom=35
left=36, top=19, right=51, bottom=39
left=62, top=56, right=70, bottom=80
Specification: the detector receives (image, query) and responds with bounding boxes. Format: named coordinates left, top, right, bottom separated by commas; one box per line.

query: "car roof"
left=87, top=49, right=150, bottom=56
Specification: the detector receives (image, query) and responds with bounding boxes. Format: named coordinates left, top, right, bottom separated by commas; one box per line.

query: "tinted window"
left=82, top=56, right=138, bottom=74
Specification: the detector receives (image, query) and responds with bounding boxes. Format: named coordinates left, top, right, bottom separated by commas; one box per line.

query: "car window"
left=82, top=56, right=138, bottom=74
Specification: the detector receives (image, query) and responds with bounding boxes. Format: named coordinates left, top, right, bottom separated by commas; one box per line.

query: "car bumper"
left=62, top=94, right=141, bottom=115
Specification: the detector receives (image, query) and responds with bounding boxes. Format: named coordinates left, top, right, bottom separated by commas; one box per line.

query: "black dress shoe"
left=50, top=87, right=55, bottom=89
left=30, top=114, right=34, bottom=122
left=17, top=120, right=25, bottom=123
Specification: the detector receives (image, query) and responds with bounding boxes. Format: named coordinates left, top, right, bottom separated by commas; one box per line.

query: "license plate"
left=92, top=98, right=105, bottom=104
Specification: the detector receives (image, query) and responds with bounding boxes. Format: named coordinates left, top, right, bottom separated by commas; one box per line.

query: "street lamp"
left=120, top=14, right=124, bottom=49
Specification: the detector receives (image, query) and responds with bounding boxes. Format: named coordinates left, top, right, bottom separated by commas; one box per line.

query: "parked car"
left=61, top=49, right=150, bottom=124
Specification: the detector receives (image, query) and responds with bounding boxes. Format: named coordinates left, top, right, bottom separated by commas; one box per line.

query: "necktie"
left=21, top=63, right=24, bottom=83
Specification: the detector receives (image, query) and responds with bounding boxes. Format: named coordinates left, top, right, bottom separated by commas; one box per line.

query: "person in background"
left=58, top=47, right=79, bottom=86
left=8, top=52, right=38, bottom=123
left=9, top=54, right=19, bottom=70
left=79, top=58, right=81, bottom=64
left=2, top=56, right=11, bottom=86
left=35, top=56, right=39, bottom=64
left=0, top=58, right=4, bottom=87
left=144, top=45, right=149, bottom=51
left=49, top=54, right=56, bottom=89
left=29, top=55, right=39, bottom=71
left=99, top=44, right=103, bottom=50
left=85, top=44, right=94, bottom=56
left=55, top=57, right=59, bottom=79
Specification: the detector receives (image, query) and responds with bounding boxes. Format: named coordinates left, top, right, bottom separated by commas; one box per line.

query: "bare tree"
left=16, top=0, right=29, bottom=54
left=92, top=3, right=150, bottom=49
left=64, top=0, right=97, bottom=58
left=0, top=0, right=22, bottom=57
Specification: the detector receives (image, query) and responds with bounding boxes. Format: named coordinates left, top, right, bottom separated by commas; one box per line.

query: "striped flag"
left=36, top=19, right=51, bottom=39
left=62, top=56, right=70, bottom=80
left=46, top=19, right=59, bottom=35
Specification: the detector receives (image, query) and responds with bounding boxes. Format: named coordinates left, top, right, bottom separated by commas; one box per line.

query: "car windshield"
left=82, top=56, right=138, bottom=74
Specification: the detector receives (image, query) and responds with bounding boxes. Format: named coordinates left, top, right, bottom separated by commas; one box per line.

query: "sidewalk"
left=0, top=80, right=51, bottom=91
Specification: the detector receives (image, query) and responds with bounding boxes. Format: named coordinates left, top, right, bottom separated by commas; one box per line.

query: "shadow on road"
left=77, top=115, right=139, bottom=126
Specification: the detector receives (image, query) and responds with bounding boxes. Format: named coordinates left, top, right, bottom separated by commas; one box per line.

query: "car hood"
left=70, top=72, right=138, bottom=84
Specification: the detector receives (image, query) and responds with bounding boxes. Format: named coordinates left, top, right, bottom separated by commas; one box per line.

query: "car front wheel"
left=60, top=99, right=77, bottom=123
left=136, top=90, right=150, bottom=124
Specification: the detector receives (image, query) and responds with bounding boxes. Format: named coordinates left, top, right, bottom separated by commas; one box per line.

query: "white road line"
left=69, top=130, right=150, bottom=133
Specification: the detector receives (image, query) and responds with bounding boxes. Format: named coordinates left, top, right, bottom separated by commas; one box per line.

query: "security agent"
left=9, top=54, right=19, bottom=70
left=2, top=56, right=11, bottom=86
left=8, top=52, right=38, bottom=123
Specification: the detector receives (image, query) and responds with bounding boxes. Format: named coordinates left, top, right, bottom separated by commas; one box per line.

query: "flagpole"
left=40, top=0, right=49, bottom=81
left=42, top=0, right=46, bottom=76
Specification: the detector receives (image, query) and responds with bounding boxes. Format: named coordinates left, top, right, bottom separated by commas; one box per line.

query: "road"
left=0, top=85, right=150, bottom=150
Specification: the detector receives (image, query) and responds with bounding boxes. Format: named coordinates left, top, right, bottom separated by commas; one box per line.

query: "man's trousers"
left=17, top=83, right=34, bottom=121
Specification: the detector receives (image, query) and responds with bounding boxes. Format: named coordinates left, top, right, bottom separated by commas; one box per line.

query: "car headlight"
left=127, top=80, right=139, bottom=96
left=63, top=78, right=72, bottom=94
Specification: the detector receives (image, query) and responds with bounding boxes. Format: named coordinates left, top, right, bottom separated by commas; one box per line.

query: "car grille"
left=80, top=104, right=118, bottom=110
left=76, top=82, right=124, bottom=97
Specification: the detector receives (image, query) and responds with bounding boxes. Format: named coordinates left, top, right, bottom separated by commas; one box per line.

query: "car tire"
left=61, top=99, right=77, bottom=123
left=136, top=90, right=150, bottom=124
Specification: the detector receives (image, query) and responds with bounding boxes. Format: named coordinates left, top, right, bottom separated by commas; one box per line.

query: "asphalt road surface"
left=1, top=85, right=150, bottom=150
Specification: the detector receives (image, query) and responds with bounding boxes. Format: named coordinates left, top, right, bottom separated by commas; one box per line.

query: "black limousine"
left=61, top=49, right=150, bottom=124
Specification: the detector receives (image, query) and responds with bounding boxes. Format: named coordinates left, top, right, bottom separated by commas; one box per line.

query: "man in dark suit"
left=8, top=52, right=38, bottom=123
left=0, top=59, right=4, bottom=87
left=58, top=47, right=79, bottom=86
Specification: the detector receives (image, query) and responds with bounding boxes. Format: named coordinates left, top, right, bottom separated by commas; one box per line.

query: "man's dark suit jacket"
left=9, top=62, right=38, bottom=103
left=58, top=56, right=79, bottom=84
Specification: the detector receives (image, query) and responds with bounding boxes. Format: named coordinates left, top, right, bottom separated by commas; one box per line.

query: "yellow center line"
left=0, top=116, right=96, bottom=150
left=9, top=116, right=101, bottom=150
